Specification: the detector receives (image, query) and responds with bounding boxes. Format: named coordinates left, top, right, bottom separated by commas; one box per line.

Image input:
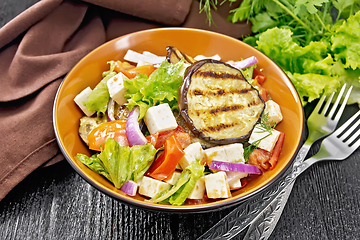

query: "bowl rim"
left=53, top=27, right=305, bottom=212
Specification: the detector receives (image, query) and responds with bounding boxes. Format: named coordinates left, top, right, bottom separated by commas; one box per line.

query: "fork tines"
left=335, top=109, right=360, bottom=148
left=317, top=84, right=353, bottom=121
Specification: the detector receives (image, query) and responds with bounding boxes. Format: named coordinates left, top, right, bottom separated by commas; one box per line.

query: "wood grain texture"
left=0, top=0, right=40, bottom=28
left=1, top=1, right=360, bottom=239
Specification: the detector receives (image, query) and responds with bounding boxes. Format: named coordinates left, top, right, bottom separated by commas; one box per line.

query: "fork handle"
left=244, top=144, right=312, bottom=239
left=197, top=144, right=312, bottom=240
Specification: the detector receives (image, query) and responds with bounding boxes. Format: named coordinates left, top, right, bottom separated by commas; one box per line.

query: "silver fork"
left=243, top=84, right=353, bottom=239
left=197, top=84, right=352, bottom=240
left=244, top=107, right=360, bottom=239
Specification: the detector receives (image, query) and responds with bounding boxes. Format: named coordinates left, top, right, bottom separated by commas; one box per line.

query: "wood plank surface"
left=1, top=1, right=360, bottom=239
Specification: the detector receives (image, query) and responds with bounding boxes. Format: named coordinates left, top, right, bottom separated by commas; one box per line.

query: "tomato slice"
left=87, top=119, right=129, bottom=151
left=146, top=135, right=185, bottom=180
left=248, top=148, right=272, bottom=170
left=253, top=68, right=266, bottom=85
left=269, top=132, right=285, bottom=170
left=253, top=82, right=270, bottom=102
left=123, top=65, right=157, bottom=79
left=146, top=126, right=191, bottom=149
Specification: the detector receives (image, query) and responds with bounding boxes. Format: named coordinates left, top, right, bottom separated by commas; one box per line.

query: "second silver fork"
left=197, top=84, right=352, bottom=240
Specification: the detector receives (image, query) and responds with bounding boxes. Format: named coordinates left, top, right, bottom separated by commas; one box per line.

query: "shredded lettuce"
left=240, top=64, right=256, bottom=83
left=83, top=61, right=117, bottom=116
left=150, top=159, right=205, bottom=206
left=77, top=139, right=158, bottom=189
left=124, top=60, right=185, bottom=119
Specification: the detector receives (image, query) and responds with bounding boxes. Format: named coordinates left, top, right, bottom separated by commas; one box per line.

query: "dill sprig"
left=258, top=112, right=276, bottom=134
left=243, top=112, right=275, bottom=161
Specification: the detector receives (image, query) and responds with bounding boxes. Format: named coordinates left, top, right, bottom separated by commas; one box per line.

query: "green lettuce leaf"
left=130, top=143, right=158, bottom=182
left=124, top=60, right=185, bottom=119
left=286, top=71, right=340, bottom=104
left=331, top=10, right=360, bottom=70
left=84, top=61, right=117, bottom=116
left=255, top=27, right=343, bottom=105
left=240, top=64, right=256, bottom=84
left=168, top=160, right=204, bottom=206
left=150, top=159, right=205, bottom=206
left=98, top=138, right=131, bottom=188
left=77, top=139, right=158, bottom=189
left=150, top=169, right=191, bottom=204
left=76, top=153, right=111, bottom=182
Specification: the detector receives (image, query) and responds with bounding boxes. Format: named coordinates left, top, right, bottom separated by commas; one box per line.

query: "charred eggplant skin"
left=179, top=59, right=265, bottom=144
left=166, top=46, right=195, bottom=64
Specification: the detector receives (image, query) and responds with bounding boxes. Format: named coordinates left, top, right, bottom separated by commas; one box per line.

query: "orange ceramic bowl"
left=53, top=28, right=305, bottom=212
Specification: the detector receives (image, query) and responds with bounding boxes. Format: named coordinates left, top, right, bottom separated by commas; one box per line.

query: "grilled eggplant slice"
left=79, top=115, right=107, bottom=145
left=166, top=46, right=195, bottom=64
left=179, top=59, right=265, bottom=144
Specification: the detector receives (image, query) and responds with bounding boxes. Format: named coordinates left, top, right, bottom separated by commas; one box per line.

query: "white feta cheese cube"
left=187, top=176, right=206, bottom=199
left=178, top=142, right=204, bottom=169
left=226, top=171, right=248, bottom=185
left=249, top=125, right=281, bottom=152
left=205, top=172, right=231, bottom=199
left=194, top=54, right=221, bottom=61
left=142, top=51, right=161, bottom=57
left=144, top=103, right=178, bottom=134
left=163, top=171, right=181, bottom=185
left=106, top=72, right=128, bottom=105
left=124, top=49, right=165, bottom=65
left=204, top=143, right=245, bottom=163
left=136, top=60, right=152, bottom=67
left=138, top=176, right=171, bottom=198
left=74, top=87, right=96, bottom=117
left=229, top=179, right=242, bottom=190
left=264, top=100, right=283, bottom=126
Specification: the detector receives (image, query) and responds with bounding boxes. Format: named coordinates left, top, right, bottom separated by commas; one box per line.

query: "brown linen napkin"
left=0, top=0, right=251, bottom=201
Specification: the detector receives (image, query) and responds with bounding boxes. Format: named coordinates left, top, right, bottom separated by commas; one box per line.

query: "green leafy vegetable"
left=130, top=144, right=158, bottom=182
left=124, top=60, right=185, bottom=119
left=255, top=27, right=341, bottom=104
left=150, top=159, right=205, bottom=206
left=199, top=1, right=360, bottom=106
left=98, top=138, right=131, bottom=188
left=77, top=140, right=158, bottom=189
left=76, top=153, right=111, bottom=181
left=84, top=61, right=117, bottom=116
left=240, top=64, right=257, bottom=83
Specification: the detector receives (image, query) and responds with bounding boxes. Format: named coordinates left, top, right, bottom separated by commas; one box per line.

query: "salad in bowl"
left=53, top=28, right=304, bottom=212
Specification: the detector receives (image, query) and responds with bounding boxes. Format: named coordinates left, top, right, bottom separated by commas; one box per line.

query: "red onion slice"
left=107, top=98, right=116, bottom=121
left=209, top=160, right=262, bottom=175
left=228, top=56, right=258, bottom=69
left=121, top=180, right=138, bottom=196
left=126, top=107, right=148, bottom=146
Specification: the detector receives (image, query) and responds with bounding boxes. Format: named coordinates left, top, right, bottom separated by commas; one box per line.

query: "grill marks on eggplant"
left=179, top=59, right=265, bottom=144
